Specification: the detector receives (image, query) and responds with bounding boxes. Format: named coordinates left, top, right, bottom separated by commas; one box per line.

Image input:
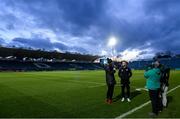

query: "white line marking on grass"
left=88, top=84, right=141, bottom=88
left=88, top=84, right=106, bottom=88
left=135, top=88, right=148, bottom=91
left=65, top=79, right=105, bottom=85
left=116, top=85, right=180, bottom=119
left=167, top=85, right=180, bottom=93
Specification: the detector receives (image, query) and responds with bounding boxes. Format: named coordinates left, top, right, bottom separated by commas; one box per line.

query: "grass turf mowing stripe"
left=116, top=85, right=180, bottom=118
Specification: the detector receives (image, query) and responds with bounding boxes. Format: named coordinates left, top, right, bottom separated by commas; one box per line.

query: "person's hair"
left=107, top=58, right=112, bottom=64
left=121, top=60, right=128, bottom=64
left=154, top=60, right=160, bottom=64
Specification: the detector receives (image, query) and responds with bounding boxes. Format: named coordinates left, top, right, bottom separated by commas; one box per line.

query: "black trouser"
left=121, top=83, right=130, bottom=98
left=107, top=85, right=114, bottom=100
left=158, top=88, right=163, bottom=110
left=149, top=89, right=161, bottom=115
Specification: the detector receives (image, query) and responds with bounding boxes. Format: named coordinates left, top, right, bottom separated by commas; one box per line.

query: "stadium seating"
left=0, top=60, right=103, bottom=71
left=0, top=47, right=179, bottom=71
left=129, top=58, right=180, bottom=70
left=0, top=57, right=179, bottom=71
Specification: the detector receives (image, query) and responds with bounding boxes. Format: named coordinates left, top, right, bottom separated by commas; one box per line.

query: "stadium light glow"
left=107, top=37, right=117, bottom=47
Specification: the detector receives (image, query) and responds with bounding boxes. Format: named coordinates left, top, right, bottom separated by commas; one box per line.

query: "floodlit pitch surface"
left=0, top=70, right=179, bottom=118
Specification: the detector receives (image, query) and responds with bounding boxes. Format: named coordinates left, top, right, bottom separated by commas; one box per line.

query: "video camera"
left=100, top=58, right=112, bottom=65
left=100, top=59, right=108, bottom=65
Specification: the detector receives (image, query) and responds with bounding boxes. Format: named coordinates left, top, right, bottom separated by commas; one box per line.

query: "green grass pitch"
left=0, top=70, right=179, bottom=118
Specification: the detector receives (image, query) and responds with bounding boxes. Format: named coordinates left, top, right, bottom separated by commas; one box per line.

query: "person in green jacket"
left=144, top=62, right=161, bottom=116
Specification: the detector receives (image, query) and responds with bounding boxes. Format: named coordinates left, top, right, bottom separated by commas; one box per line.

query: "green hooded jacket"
left=144, top=68, right=161, bottom=90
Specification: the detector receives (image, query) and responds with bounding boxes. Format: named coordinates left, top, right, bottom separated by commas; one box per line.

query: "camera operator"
left=104, top=58, right=116, bottom=104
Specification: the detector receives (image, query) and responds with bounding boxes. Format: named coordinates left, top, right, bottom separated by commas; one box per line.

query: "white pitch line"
left=88, top=84, right=141, bottom=88
left=88, top=83, right=121, bottom=88
left=167, top=85, right=180, bottom=93
left=116, top=85, right=180, bottom=119
left=65, top=79, right=105, bottom=85
left=135, top=88, right=148, bottom=91
left=88, top=84, right=106, bottom=88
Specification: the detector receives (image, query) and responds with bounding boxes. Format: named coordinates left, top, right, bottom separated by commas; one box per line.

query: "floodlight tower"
left=107, top=36, right=117, bottom=58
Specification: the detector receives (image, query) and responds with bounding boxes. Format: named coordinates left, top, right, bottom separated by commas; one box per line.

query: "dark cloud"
left=5, top=0, right=105, bottom=36
left=0, top=38, right=5, bottom=44
left=107, top=0, right=180, bottom=53
left=56, top=0, right=104, bottom=25
left=12, top=37, right=88, bottom=53
left=13, top=38, right=55, bottom=50
left=0, top=0, right=179, bottom=57
left=6, top=24, right=15, bottom=30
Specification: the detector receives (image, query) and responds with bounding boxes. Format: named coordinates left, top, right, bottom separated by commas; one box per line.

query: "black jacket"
left=105, top=64, right=116, bottom=86
left=118, top=67, right=132, bottom=84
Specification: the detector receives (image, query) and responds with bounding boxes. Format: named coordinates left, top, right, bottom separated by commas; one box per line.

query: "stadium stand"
left=128, top=58, right=180, bottom=70
left=0, top=47, right=103, bottom=71
left=0, top=47, right=99, bottom=62
left=0, top=46, right=179, bottom=71
left=0, top=60, right=103, bottom=71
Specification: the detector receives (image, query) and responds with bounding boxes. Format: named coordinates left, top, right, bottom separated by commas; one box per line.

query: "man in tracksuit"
left=144, top=62, right=161, bottom=116
left=104, top=58, right=116, bottom=104
left=118, top=61, right=132, bottom=102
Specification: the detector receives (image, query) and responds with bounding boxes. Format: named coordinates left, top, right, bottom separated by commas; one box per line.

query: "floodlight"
left=107, top=37, right=117, bottom=47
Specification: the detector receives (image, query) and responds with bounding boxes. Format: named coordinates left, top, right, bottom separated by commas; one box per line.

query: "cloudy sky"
left=0, top=0, right=180, bottom=60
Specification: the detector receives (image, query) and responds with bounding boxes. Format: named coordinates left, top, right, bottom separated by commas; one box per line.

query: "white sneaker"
left=121, top=97, right=125, bottom=102
left=127, top=98, right=131, bottom=102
